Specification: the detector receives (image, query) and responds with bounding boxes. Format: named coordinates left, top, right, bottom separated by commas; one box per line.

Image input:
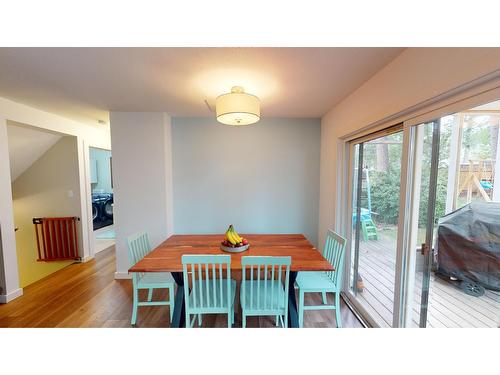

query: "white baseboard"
left=94, top=241, right=115, bottom=255
left=114, top=271, right=132, bottom=280
left=79, top=255, right=94, bottom=263
left=0, top=288, right=23, bottom=304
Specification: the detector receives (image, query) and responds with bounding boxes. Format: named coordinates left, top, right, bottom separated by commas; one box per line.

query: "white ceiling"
left=7, top=122, right=62, bottom=181
left=0, top=48, right=404, bottom=126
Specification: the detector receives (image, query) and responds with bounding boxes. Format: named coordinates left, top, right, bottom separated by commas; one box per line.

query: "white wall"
left=110, top=112, right=173, bottom=278
left=319, top=47, right=500, bottom=247
left=89, top=147, right=113, bottom=194
left=7, top=123, right=62, bottom=182
left=0, top=97, right=111, bottom=302
left=0, top=117, right=21, bottom=303
left=172, top=117, right=321, bottom=246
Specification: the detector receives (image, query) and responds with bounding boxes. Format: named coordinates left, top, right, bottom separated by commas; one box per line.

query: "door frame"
left=343, top=124, right=408, bottom=327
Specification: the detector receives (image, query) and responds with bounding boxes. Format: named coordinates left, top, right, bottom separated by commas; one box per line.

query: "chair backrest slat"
left=127, top=231, right=152, bottom=266
left=257, top=265, right=261, bottom=309
left=182, top=255, right=231, bottom=312
left=204, top=263, right=209, bottom=307
left=212, top=263, right=216, bottom=307
left=250, top=265, right=254, bottom=309
left=278, top=265, right=283, bottom=310
left=271, top=265, right=275, bottom=309
left=263, top=264, right=268, bottom=310
left=219, top=263, right=223, bottom=308
left=198, top=263, right=203, bottom=307
left=323, top=230, right=347, bottom=288
left=191, top=266, right=197, bottom=308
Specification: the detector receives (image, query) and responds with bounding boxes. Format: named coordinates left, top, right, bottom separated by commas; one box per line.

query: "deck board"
left=354, top=234, right=500, bottom=328
left=360, top=246, right=496, bottom=327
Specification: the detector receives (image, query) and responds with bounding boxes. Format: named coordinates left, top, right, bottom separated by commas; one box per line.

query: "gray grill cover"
left=436, top=202, right=500, bottom=291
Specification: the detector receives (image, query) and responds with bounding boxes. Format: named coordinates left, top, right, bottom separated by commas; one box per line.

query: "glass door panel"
left=349, top=143, right=360, bottom=296
left=349, top=130, right=404, bottom=327
left=405, top=120, right=440, bottom=327
left=407, top=101, right=500, bottom=328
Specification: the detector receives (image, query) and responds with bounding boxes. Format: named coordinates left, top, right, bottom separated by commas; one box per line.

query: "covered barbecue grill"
left=436, top=202, right=500, bottom=296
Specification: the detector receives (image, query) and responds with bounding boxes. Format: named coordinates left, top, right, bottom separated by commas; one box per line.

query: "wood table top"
left=129, top=234, right=333, bottom=273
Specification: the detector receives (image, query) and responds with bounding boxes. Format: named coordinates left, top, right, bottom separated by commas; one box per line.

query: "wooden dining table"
left=128, top=233, right=333, bottom=328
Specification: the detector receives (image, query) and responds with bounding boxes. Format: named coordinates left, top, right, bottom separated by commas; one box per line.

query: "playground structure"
left=457, top=159, right=495, bottom=203
left=355, top=167, right=378, bottom=241
left=447, top=111, right=500, bottom=211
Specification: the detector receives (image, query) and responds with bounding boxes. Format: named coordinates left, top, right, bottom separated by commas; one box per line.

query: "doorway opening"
left=89, top=147, right=115, bottom=254
left=7, top=121, right=83, bottom=288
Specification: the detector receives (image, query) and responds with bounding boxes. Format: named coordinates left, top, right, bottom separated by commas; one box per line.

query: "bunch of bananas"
left=223, top=225, right=248, bottom=247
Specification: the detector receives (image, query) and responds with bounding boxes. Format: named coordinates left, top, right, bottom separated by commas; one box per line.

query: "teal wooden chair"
left=182, top=254, right=236, bottom=328
left=127, top=232, right=175, bottom=326
left=295, top=230, right=346, bottom=328
left=240, top=256, right=291, bottom=328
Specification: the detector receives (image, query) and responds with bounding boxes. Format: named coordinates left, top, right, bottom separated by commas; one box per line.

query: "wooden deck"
left=356, top=234, right=500, bottom=327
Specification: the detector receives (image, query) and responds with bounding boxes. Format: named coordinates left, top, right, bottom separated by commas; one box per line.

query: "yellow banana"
left=231, top=226, right=243, bottom=243
left=231, top=231, right=240, bottom=245
left=226, top=228, right=238, bottom=245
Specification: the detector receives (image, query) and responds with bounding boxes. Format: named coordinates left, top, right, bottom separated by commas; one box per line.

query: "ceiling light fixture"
left=216, top=86, right=260, bottom=126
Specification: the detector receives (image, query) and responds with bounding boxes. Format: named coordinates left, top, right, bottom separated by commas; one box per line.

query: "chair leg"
left=188, top=314, right=197, bottom=328
left=147, top=288, right=153, bottom=302
left=231, top=307, right=235, bottom=325
left=131, top=287, right=139, bottom=326
left=242, top=314, right=246, bottom=328
left=168, top=287, right=174, bottom=323
left=185, top=310, right=190, bottom=328
left=298, top=290, right=305, bottom=328
left=322, top=291, right=327, bottom=304
left=335, top=292, right=342, bottom=328
left=276, top=315, right=279, bottom=327
left=198, top=314, right=202, bottom=327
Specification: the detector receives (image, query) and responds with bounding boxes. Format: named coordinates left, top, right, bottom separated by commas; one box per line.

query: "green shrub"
left=369, top=167, right=448, bottom=227
left=369, top=171, right=402, bottom=225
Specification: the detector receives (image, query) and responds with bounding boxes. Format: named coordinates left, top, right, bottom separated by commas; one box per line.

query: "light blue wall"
left=172, top=117, right=321, bottom=246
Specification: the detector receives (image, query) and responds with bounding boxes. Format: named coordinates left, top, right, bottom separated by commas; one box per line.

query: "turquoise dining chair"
left=127, top=232, right=175, bottom=326
left=240, top=256, right=291, bottom=328
left=295, top=230, right=346, bottom=328
left=182, top=254, right=236, bottom=328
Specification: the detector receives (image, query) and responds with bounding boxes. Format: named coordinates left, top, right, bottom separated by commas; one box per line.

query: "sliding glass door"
left=345, top=99, right=500, bottom=328
left=407, top=108, right=500, bottom=328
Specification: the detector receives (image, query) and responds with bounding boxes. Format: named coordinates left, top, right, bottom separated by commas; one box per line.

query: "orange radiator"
left=33, top=217, right=80, bottom=261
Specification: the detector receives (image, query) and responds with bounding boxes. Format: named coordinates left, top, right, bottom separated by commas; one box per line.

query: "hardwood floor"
left=0, top=247, right=363, bottom=328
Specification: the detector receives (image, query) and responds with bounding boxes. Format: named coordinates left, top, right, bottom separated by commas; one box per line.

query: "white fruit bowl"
left=220, top=243, right=250, bottom=253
